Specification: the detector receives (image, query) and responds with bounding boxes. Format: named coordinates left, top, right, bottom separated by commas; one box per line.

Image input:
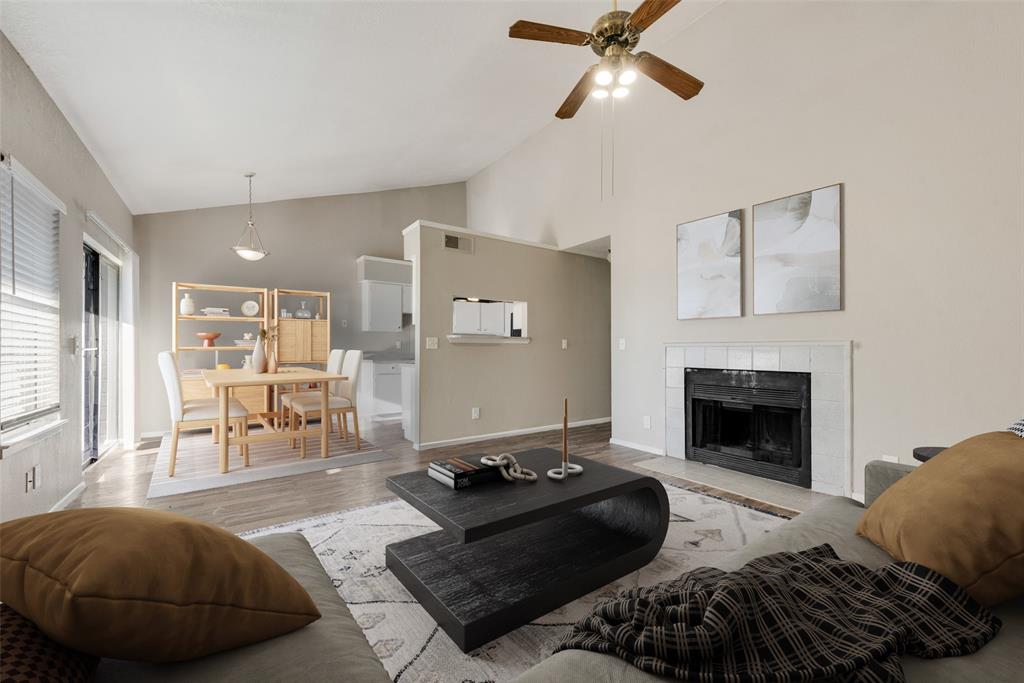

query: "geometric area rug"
left=241, top=481, right=789, bottom=682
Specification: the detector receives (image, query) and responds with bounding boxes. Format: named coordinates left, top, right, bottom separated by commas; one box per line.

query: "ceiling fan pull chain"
left=611, top=96, right=616, bottom=198
left=599, top=100, right=603, bottom=202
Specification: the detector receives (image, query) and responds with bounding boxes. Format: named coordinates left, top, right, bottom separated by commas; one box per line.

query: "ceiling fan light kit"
left=508, top=0, right=703, bottom=120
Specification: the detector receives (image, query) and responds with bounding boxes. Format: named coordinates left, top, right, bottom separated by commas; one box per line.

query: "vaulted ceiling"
left=1, top=1, right=711, bottom=214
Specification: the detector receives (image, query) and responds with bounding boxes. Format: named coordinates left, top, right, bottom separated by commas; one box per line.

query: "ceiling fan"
left=508, top=0, right=703, bottom=119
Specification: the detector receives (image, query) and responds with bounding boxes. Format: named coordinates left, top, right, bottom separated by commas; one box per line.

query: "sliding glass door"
left=82, top=244, right=120, bottom=463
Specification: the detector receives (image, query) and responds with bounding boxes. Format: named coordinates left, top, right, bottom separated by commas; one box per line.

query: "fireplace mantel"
left=665, top=341, right=852, bottom=496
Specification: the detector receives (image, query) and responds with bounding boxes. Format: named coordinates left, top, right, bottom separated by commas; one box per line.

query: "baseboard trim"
left=49, top=482, right=86, bottom=512
left=608, top=437, right=666, bottom=456
left=416, top=417, right=611, bottom=451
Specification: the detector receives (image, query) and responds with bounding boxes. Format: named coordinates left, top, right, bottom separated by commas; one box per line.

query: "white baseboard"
left=49, top=482, right=86, bottom=512
left=416, top=417, right=611, bottom=451
left=608, top=437, right=666, bottom=456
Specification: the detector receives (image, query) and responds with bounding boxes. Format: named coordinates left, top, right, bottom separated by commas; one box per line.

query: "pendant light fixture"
left=232, top=172, right=268, bottom=261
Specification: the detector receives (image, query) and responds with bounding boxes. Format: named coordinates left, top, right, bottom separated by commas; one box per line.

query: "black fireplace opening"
left=686, top=368, right=811, bottom=488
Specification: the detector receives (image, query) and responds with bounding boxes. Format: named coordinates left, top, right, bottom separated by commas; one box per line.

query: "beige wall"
left=134, top=183, right=465, bottom=435
left=0, top=33, right=134, bottom=520
left=412, top=224, right=610, bottom=445
left=466, top=1, right=1024, bottom=493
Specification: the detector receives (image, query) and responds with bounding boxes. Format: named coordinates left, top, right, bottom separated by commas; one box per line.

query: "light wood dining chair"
left=158, top=352, right=250, bottom=477
left=283, top=349, right=363, bottom=453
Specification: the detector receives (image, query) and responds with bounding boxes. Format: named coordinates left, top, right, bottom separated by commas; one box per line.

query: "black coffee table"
left=385, top=448, right=669, bottom=651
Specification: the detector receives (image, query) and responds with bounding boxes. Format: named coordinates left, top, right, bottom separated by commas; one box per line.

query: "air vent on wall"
left=443, top=233, right=474, bottom=254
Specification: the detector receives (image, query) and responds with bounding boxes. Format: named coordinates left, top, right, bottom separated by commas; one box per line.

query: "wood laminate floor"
left=68, top=421, right=801, bottom=534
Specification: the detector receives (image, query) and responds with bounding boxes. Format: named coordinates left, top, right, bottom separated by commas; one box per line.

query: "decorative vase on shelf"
left=295, top=301, right=313, bottom=319
left=267, top=349, right=278, bottom=374
left=252, top=338, right=267, bottom=373
left=179, top=292, right=196, bottom=316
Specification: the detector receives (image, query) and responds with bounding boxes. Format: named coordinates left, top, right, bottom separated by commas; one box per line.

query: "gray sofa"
left=96, top=461, right=1023, bottom=682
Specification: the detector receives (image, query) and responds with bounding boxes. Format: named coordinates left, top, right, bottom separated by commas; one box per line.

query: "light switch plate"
left=618, top=338, right=626, bottom=351
left=471, top=407, right=480, bottom=420
left=642, top=416, right=651, bottom=429
left=425, top=337, right=438, bottom=350
left=561, top=339, right=568, bottom=350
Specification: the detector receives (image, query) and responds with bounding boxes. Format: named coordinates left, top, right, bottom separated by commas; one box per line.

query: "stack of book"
left=427, top=457, right=502, bottom=489
left=201, top=307, right=230, bottom=317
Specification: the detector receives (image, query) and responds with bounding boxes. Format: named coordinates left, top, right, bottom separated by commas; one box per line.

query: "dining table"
left=201, top=367, right=346, bottom=473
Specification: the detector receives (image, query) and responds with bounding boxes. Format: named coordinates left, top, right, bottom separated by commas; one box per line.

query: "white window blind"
left=0, top=162, right=62, bottom=431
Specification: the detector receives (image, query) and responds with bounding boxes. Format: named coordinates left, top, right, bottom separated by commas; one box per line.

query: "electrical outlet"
left=643, top=415, right=651, bottom=429
left=425, top=337, right=438, bottom=350
left=394, top=341, right=401, bottom=349
left=341, top=319, right=348, bottom=328
left=618, top=338, right=626, bottom=351
left=471, top=407, right=480, bottom=420
left=881, top=454, right=899, bottom=463
left=561, top=339, right=568, bottom=350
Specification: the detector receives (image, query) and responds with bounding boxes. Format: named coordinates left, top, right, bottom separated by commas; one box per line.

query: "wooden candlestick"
left=548, top=396, right=583, bottom=480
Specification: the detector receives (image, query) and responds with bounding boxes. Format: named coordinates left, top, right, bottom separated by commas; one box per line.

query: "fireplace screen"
left=685, top=368, right=811, bottom=487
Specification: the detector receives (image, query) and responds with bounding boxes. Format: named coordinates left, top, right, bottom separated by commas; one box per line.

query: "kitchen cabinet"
left=373, top=363, right=403, bottom=416
left=452, top=300, right=480, bottom=334
left=452, top=300, right=509, bottom=336
left=362, top=281, right=403, bottom=332
left=402, top=285, right=413, bottom=315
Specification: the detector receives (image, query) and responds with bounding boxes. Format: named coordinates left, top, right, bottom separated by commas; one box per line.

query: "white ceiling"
left=1, top=1, right=711, bottom=215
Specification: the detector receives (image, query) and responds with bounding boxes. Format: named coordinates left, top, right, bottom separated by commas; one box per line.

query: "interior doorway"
left=82, top=243, right=120, bottom=464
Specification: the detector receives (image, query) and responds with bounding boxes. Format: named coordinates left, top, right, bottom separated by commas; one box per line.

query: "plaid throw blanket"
left=556, top=545, right=1000, bottom=682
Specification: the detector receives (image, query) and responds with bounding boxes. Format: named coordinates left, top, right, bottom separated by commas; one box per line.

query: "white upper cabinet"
left=362, top=281, right=403, bottom=332
left=452, top=300, right=481, bottom=334
left=479, top=302, right=506, bottom=336
left=358, top=256, right=412, bottom=332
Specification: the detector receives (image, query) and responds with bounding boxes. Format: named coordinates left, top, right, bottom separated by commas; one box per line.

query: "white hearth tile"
left=811, top=346, right=845, bottom=373
left=812, top=454, right=844, bottom=485
left=752, top=347, right=781, bottom=371
left=812, top=480, right=844, bottom=496
left=666, top=407, right=686, bottom=430
left=812, top=427, right=844, bottom=459
left=666, top=388, right=686, bottom=409
left=666, top=367, right=686, bottom=388
left=812, top=400, right=845, bottom=432
left=780, top=346, right=811, bottom=372
left=684, top=347, right=706, bottom=368
left=727, top=347, right=753, bottom=370
left=812, top=372, right=844, bottom=402
left=666, top=428, right=686, bottom=457
left=666, top=347, right=687, bottom=368
left=705, top=347, right=727, bottom=369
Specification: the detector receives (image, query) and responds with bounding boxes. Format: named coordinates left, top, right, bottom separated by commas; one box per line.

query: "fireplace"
left=685, top=368, right=811, bottom=488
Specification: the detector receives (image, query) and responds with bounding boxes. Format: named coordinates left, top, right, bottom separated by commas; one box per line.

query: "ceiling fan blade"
left=556, top=66, right=598, bottom=120
left=509, top=20, right=591, bottom=46
left=626, top=0, right=681, bottom=33
left=634, top=51, right=704, bottom=100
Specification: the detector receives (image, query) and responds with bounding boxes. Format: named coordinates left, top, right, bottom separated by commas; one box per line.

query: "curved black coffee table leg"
left=385, top=477, right=669, bottom=652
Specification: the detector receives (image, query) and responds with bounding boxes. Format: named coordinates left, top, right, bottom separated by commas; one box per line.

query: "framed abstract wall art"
left=753, top=184, right=842, bottom=315
left=676, top=209, right=742, bottom=320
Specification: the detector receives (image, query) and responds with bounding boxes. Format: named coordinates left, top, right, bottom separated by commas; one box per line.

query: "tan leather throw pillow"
left=857, top=431, right=1024, bottom=606
left=0, top=508, right=320, bottom=662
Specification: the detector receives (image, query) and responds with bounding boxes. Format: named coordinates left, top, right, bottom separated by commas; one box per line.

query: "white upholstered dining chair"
left=282, top=349, right=363, bottom=452
left=158, top=351, right=249, bottom=477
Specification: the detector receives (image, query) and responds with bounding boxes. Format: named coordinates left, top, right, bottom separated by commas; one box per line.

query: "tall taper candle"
left=562, top=398, right=568, bottom=464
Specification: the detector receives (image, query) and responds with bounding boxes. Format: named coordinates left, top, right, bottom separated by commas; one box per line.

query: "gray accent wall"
left=412, top=224, right=610, bottom=446
left=466, top=1, right=1024, bottom=494
left=134, top=183, right=465, bottom=436
left=0, top=33, right=135, bottom=520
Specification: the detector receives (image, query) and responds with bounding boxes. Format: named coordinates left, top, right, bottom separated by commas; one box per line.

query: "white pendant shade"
left=233, top=173, right=268, bottom=261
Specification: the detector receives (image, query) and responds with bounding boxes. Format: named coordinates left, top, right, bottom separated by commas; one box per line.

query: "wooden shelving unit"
left=271, top=288, right=331, bottom=367
left=171, top=281, right=271, bottom=415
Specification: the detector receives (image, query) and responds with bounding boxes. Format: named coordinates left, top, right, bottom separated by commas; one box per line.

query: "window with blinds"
left=0, top=163, right=62, bottom=431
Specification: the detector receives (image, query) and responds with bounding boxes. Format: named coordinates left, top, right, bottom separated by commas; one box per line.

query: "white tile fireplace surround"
left=665, top=342, right=852, bottom=496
